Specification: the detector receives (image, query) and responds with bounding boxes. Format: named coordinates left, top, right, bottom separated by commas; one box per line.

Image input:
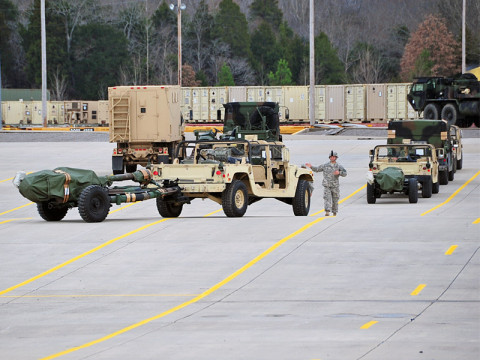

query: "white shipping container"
left=345, top=85, right=365, bottom=122
left=283, top=86, right=308, bottom=123
left=315, top=86, right=326, bottom=122
left=326, top=85, right=345, bottom=123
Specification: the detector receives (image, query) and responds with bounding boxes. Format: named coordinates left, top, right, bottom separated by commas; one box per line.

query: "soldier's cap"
left=329, top=150, right=338, bottom=158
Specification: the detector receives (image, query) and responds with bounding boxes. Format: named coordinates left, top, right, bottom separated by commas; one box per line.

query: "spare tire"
left=249, top=106, right=279, bottom=131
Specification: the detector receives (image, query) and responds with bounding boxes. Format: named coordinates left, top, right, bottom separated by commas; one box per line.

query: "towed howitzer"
left=13, top=167, right=181, bottom=223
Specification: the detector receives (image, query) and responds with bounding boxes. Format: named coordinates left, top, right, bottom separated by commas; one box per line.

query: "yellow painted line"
left=421, top=170, right=480, bottom=216
left=108, top=202, right=139, bottom=214
left=473, top=218, right=480, bottom=224
left=0, top=202, right=34, bottom=216
left=445, top=245, right=458, bottom=255
left=0, top=171, right=33, bottom=183
left=310, top=184, right=366, bottom=216
left=40, top=216, right=326, bottom=360
left=0, top=218, right=33, bottom=224
left=360, top=320, right=378, bottom=329
left=1, top=293, right=198, bottom=299
left=204, top=209, right=222, bottom=217
left=411, top=284, right=426, bottom=296
left=0, top=218, right=170, bottom=296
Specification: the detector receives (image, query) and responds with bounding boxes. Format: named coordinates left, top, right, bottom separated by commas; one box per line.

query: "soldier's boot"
left=333, top=212, right=337, bottom=216
left=325, top=211, right=330, bottom=216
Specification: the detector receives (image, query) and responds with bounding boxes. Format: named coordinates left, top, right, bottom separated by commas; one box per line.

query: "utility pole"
left=309, top=0, right=315, bottom=126
left=462, top=0, right=466, bottom=73
left=177, top=0, right=182, bottom=86
left=0, top=52, right=2, bottom=126
left=41, top=0, right=47, bottom=127
left=146, top=0, right=149, bottom=84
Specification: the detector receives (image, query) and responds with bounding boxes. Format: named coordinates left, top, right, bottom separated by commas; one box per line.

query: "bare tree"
left=49, top=66, right=68, bottom=100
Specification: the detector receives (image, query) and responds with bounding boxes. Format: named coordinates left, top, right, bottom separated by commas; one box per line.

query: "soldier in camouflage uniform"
left=305, top=151, right=347, bottom=216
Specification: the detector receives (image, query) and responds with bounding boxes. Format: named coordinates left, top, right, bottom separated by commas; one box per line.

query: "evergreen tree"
left=214, top=0, right=251, bottom=59
left=315, top=32, right=344, bottom=84
left=249, top=0, right=283, bottom=30
left=22, top=0, right=68, bottom=89
left=217, top=63, right=235, bottom=86
left=277, top=21, right=305, bottom=84
left=72, top=23, right=130, bottom=99
left=268, top=59, right=293, bottom=85
left=0, top=0, right=19, bottom=87
left=250, top=21, right=280, bottom=85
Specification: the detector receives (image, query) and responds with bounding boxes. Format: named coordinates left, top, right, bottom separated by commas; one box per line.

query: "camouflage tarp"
left=376, top=167, right=404, bottom=192
left=18, top=167, right=109, bottom=203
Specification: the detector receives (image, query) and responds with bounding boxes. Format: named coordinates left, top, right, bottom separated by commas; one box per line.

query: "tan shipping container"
left=181, top=88, right=193, bottom=123
left=366, top=84, right=387, bottom=122
left=387, top=83, right=411, bottom=120
left=283, top=86, right=308, bottom=123
left=228, top=86, right=247, bottom=102
left=47, top=101, right=65, bottom=124
left=209, top=87, right=227, bottom=122
left=191, top=87, right=209, bottom=122
left=345, top=85, right=365, bottom=122
left=325, top=85, right=345, bottom=123
left=315, top=86, right=327, bottom=123
left=3, top=101, right=24, bottom=124
left=97, top=100, right=109, bottom=125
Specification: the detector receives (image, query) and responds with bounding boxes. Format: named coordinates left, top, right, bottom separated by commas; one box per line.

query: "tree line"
left=1, top=0, right=479, bottom=100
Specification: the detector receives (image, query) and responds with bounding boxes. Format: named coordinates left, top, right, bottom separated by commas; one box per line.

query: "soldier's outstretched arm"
left=339, top=165, right=347, bottom=177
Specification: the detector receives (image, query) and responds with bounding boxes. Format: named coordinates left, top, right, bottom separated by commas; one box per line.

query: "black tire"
left=408, top=178, right=418, bottom=203
left=78, top=185, right=111, bottom=222
left=37, top=201, right=69, bottom=221
left=126, top=164, right=137, bottom=173
left=366, top=183, right=376, bottom=204
left=222, top=180, right=248, bottom=217
left=439, top=169, right=449, bottom=185
left=432, top=181, right=440, bottom=194
left=292, top=179, right=311, bottom=216
left=441, top=103, right=458, bottom=126
left=448, top=166, right=455, bottom=181
left=156, top=197, right=183, bottom=218
left=112, top=156, right=124, bottom=175
left=423, top=103, right=441, bottom=120
left=457, top=153, right=463, bottom=170
left=422, top=178, right=432, bottom=198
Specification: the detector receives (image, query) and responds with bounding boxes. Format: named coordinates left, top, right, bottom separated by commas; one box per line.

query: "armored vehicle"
left=367, top=143, right=440, bottom=204
left=149, top=137, right=314, bottom=217
left=109, top=86, right=184, bottom=174
left=450, top=124, right=463, bottom=170
left=387, top=120, right=455, bottom=185
left=407, top=73, right=480, bottom=127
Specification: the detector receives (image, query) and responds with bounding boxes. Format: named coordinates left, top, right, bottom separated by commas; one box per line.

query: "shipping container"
left=315, top=86, right=327, bottom=123
left=366, top=84, right=387, bottom=122
left=265, top=87, right=285, bottom=120
left=326, top=85, right=345, bottom=123
left=2, top=101, right=24, bottom=124
left=228, top=86, right=247, bottom=102
left=191, top=87, right=209, bottom=122
left=345, top=85, right=365, bottom=122
left=97, top=101, right=109, bottom=125
left=209, top=87, right=227, bottom=122
left=247, top=86, right=265, bottom=102
left=180, top=88, right=192, bottom=123
left=283, top=86, right=308, bottom=123
left=47, top=101, right=65, bottom=124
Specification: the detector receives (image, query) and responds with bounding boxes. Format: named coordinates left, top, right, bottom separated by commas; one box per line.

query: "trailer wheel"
left=37, top=201, right=69, bottom=221
left=366, top=183, right=376, bottom=204
left=441, top=103, right=458, bottom=126
left=408, top=178, right=418, bottom=203
left=292, top=180, right=311, bottom=216
left=156, top=198, right=183, bottom=218
left=222, top=180, right=248, bottom=217
left=457, top=153, right=463, bottom=170
left=78, top=185, right=111, bottom=222
left=423, top=103, right=440, bottom=120
left=439, top=170, right=449, bottom=185
left=422, top=178, right=432, bottom=198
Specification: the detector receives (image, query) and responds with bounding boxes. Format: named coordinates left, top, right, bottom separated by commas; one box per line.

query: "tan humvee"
left=367, top=143, right=439, bottom=204
left=149, top=137, right=314, bottom=217
left=108, top=85, right=184, bottom=174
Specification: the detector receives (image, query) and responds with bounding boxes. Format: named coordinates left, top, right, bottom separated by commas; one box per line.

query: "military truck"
left=450, top=124, right=463, bottom=170
left=149, top=137, right=313, bottom=217
left=407, top=73, right=480, bottom=127
left=387, top=120, right=455, bottom=185
left=367, top=143, right=440, bottom=204
left=109, top=86, right=184, bottom=174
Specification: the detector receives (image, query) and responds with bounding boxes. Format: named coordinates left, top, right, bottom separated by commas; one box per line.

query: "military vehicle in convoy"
left=108, top=86, right=184, bottom=174
left=450, top=124, right=463, bottom=170
left=407, top=73, right=480, bottom=127
left=367, top=143, right=439, bottom=204
left=387, top=120, right=455, bottom=185
left=149, top=102, right=314, bottom=217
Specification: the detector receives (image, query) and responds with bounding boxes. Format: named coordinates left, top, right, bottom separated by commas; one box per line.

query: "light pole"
left=170, top=1, right=186, bottom=86
left=309, top=0, right=315, bottom=126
